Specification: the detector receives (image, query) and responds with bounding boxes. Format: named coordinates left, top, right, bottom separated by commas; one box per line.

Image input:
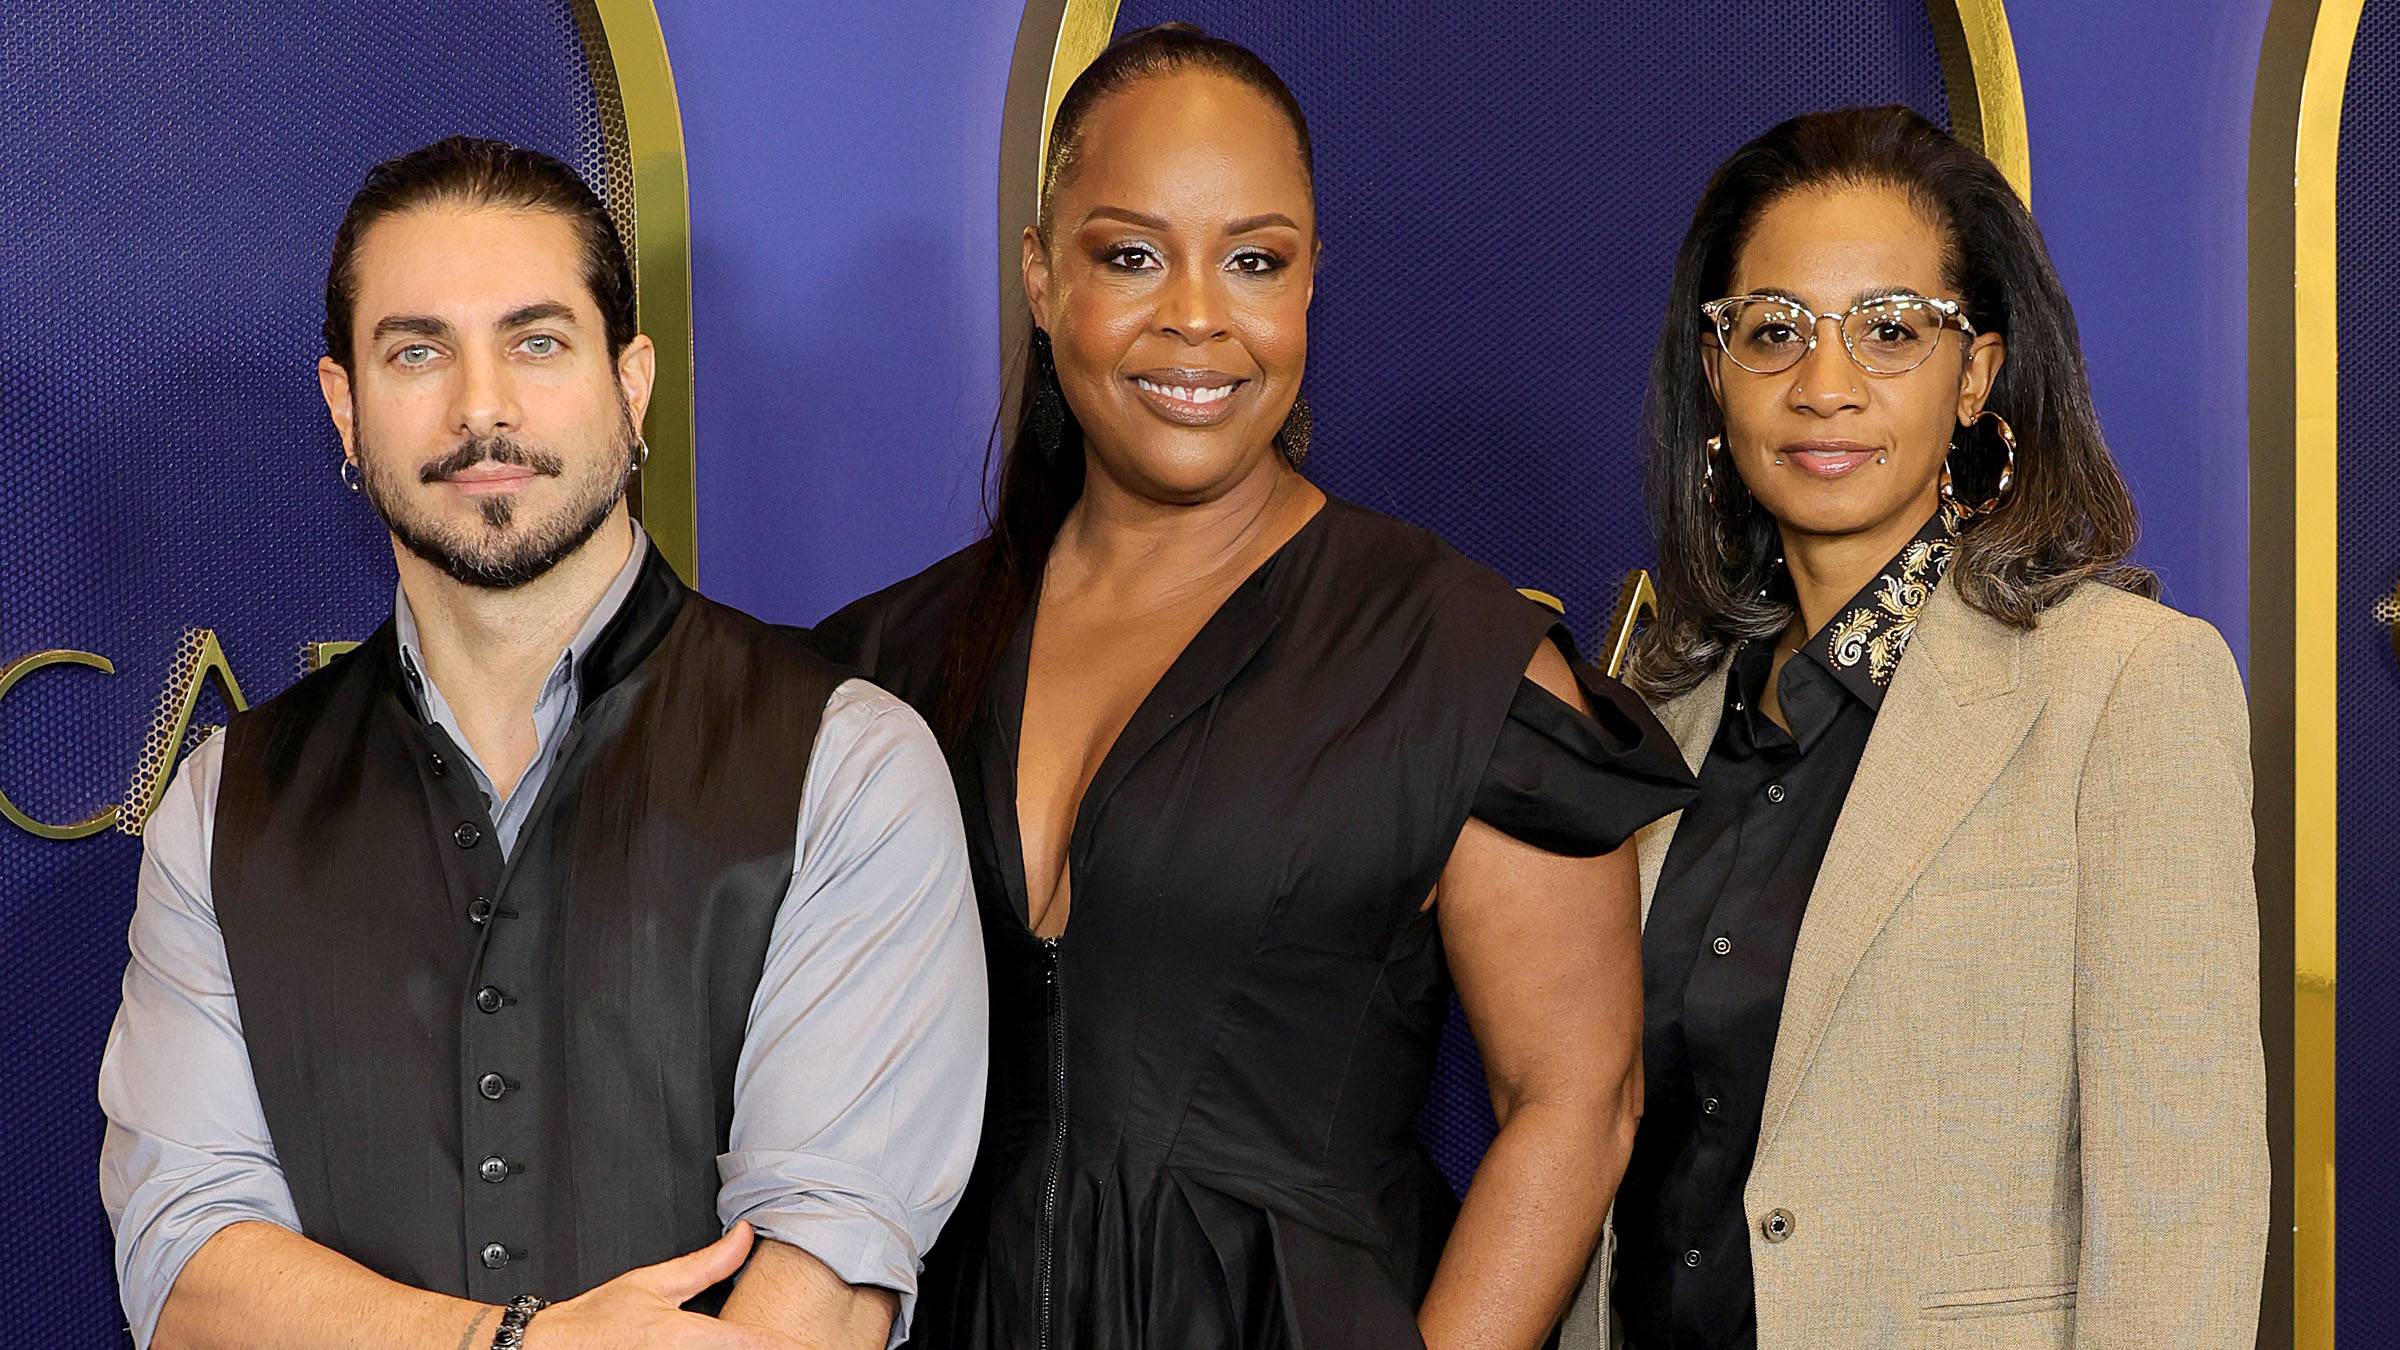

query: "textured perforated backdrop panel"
left=1110, top=1, right=1952, bottom=1194
left=2337, top=4, right=2399, bottom=1337
left=0, top=5, right=611, bottom=1342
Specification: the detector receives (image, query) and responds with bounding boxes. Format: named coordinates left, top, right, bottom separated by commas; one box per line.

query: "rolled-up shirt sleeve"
left=719, top=679, right=988, bottom=1344
left=97, top=732, right=300, bottom=1348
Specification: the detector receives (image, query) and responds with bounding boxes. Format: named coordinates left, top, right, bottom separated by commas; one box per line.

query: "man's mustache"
left=417, top=436, right=567, bottom=484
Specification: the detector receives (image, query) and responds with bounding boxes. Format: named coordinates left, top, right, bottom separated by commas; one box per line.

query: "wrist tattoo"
left=454, top=1306, right=495, bottom=1350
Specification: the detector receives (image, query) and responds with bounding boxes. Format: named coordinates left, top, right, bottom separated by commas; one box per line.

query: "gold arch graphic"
left=1041, top=1, right=1126, bottom=205
left=584, top=1, right=697, bottom=582
left=2251, top=0, right=2358, bottom=1344
left=1029, top=4, right=2030, bottom=206
left=1927, top=0, right=2032, bottom=205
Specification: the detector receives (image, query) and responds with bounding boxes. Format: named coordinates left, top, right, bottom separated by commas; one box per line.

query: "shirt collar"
left=393, top=519, right=652, bottom=713
left=1793, top=502, right=1963, bottom=711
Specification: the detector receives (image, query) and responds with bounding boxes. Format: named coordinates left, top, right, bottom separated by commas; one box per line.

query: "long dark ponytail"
left=929, top=23, right=1314, bottom=750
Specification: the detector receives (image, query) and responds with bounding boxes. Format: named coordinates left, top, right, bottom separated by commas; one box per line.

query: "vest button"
left=478, top=1072, right=508, bottom=1100
left=475, top=985, right=506, bottom=1014
left=453, top=822, right=482, bottom=849
left=429, top=751, right=448, bottom=777
left=480, top=1241, right=512, bottom=1269
left=467, top=897, right=493, bottom=925
left=479, top=1155, right=511, bottom=1184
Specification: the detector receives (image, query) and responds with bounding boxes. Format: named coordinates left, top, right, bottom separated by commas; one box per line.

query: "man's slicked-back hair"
left=321, top=135, right=636, bottom=371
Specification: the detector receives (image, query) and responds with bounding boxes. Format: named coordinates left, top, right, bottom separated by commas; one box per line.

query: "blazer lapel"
left=1755, top=587, right=2048, bottom=1157
left=1637, top=667, right=1729, bottom=923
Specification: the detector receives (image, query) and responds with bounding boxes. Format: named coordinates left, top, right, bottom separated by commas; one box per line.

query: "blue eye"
left=395, top=344, right=436, bottom=367
left=522, top=335, right=559, bottom=357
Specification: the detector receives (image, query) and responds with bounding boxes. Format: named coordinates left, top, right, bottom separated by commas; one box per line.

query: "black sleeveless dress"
left=812, top=498, right=1695, bottom=1349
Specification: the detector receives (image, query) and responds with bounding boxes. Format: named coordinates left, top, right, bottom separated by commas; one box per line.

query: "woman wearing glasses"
left=1566, top=107, right=2267, bottom=1348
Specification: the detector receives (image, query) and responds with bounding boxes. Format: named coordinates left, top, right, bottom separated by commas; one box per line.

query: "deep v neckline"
left=989, top=501, right=1335, bottom=942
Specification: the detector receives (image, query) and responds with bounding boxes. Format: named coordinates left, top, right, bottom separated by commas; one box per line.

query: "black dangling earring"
left=1030, top=328, right=1066, bottom=460
left=1276, top=392, right=1312, bottom=466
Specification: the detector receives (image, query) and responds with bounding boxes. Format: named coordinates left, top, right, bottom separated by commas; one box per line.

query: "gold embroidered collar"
left=1810, top=503, right=1963, bottom=705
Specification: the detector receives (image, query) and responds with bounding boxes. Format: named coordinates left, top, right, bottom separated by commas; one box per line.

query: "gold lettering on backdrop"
left=0, top=650, right=122, bottom=841
left=1601, top=568, right=1657, bottom=681
left=118, top=629, right=250, bottom=838
left=301, top=640, right=360, bottom=675
left=3, top=631, right=364, bottom=841
left=1514, top=570, right=1657, bottom=681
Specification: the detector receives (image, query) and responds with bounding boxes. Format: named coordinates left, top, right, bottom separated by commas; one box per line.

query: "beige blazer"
left=1560, top=581, right=2268, bottom=1349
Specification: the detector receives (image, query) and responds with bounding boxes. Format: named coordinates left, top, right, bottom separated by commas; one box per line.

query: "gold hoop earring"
left=1942, top=410, right=2018, bottom=516
left=1702, top=434, right=1725, bottom=510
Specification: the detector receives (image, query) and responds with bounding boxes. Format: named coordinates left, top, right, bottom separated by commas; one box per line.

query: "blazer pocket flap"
left=1919, top=1242, right=2077, bottom=1319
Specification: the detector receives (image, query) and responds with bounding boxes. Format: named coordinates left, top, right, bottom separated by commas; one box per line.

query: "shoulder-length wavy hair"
left=1628, top=105, right=2156, bottom=700
left=927, top=23, right=1314, bottom=751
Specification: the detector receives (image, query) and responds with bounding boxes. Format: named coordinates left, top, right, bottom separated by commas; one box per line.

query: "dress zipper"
left=1036, top=935, right=1068, bottom=1350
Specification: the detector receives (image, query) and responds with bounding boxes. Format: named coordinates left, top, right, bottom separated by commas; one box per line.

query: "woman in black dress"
left=814, top=26, right=1694, bottom=1348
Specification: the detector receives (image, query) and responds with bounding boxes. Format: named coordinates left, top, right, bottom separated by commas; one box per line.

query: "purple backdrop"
left=2009, top=2, right=2269, bottom=665
left=665, top=4, right=2266, bottom=663
left=654, top=1, right=1020, bottom=625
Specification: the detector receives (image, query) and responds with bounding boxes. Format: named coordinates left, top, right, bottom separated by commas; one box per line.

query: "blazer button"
left=480, top=1241, right=512, bottom=1269
left=453, top=822, right=482, bottom=849
left=467, top=897, right=493, bottom=925
left=479, top=1155, right=511, bottom=1184
left=1762, top=1208, right=1795, bottom=1242
left=478, top=1072, right=509, bottom=1100
left=475, top=985, right=506, bottom=1014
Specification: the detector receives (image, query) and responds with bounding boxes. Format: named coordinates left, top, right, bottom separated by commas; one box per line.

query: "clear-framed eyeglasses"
left=1700, top=292, right=1977, bottom=376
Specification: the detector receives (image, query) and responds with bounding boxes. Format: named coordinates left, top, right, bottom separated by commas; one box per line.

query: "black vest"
left=213, top=548, right=840, bottom=1302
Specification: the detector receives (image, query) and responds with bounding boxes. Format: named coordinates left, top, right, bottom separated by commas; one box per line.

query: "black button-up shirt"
left=1613, top=508, right=1959, bottom=1348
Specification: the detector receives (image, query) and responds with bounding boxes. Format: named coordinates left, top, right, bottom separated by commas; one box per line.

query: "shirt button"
left=480, top=1241, right=512, bottom=1269
left=428, top=751, right=448, bottom=777
left=478, top=1155, right=511, bottom=1184
left=475, top=985, right=506, bottom=1014
left=1702, top=1096, right=1721, bottom=1116
left=467, top=897, right=493, bottom=925
left=1712, top=935, right=1733, bottom=957
left=453, top=822, right=482, bottom=849
left=1763, top=1208, right=1796, bottom=1242
left=478, top=1072, right=509, bottom=1100
left=1766, top=783, right=1787, bottom=804
left=1730, top=699, right=1745, bottom=712
left=1682, top=1249, right=1703, bottom=1268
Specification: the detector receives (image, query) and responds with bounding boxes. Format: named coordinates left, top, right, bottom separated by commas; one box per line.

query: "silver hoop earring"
left=339, top=458, right=362, bottom=493
left=630, top=438, right=650, bottom=475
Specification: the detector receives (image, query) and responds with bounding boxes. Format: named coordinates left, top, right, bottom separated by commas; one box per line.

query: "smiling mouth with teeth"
left=1135, top=378, right=1238, bottom=405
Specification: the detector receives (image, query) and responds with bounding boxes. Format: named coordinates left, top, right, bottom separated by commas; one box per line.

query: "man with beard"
left=97, top=138, right=986, bottom=1350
